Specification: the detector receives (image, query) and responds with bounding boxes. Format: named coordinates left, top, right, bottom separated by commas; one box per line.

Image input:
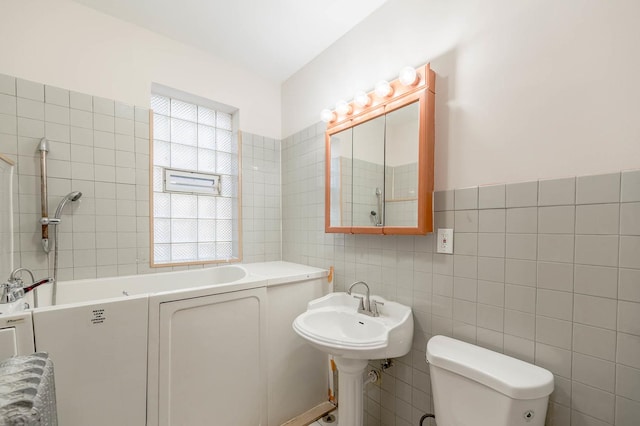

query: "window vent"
left=164, top=168, right=221, bottom=195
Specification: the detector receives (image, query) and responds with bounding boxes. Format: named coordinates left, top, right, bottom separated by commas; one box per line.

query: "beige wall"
left=0, top=0, right=281, bottom=139
left=283, top=0, right=640, bottom=189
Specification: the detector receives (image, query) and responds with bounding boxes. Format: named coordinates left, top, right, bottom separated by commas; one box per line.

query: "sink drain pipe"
left=419, top=413, right=435, bottom=425
left=363, top=369, right=380, bottom=386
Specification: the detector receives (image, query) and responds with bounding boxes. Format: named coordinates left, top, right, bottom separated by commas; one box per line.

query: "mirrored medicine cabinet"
left=325, top=63, right=435, bottom=235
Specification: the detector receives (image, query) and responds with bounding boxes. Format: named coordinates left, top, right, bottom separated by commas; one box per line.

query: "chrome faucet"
left=0, top=267, right=54, bottom=307
left=347, top=281, right=384, bottom=317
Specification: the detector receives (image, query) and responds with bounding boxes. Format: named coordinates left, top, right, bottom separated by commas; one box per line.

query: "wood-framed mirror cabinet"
left=325, top=63, right=435, bottom=235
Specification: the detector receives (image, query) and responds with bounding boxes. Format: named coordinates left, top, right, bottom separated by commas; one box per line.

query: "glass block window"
left=151, top=92, right=240, bottom=265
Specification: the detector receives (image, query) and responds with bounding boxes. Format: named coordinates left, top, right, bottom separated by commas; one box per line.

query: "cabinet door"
left=384, top=101, right=420, bottom=227
left=327, top=127, right=353, bottom=229
left=352, top=115, right=386, bottom=228
left=157, top=288, right=267, bottom=426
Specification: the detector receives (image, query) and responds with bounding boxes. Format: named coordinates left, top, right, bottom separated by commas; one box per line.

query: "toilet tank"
left=426, top=336, right=554, bottom=426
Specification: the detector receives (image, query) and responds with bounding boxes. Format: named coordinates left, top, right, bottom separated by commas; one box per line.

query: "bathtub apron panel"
left=266, top=278, right=328, bottom=425
left=32, top=296, right=149, bottom=426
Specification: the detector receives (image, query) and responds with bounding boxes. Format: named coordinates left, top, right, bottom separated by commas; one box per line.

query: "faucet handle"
left=10, top=276, right=23, bottom=286
left=353, top=295, right=366, bottom=311
left=0, top=282, right=9, bottom=303
left=1, top=281, right=25, bottom=304
left=23, top=277, right=54, bottom=294
left=371, top=299, right=385, bottom=317
left=9, top=267, right=34, bottom=285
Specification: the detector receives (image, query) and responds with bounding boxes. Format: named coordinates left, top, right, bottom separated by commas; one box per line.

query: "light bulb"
left=353, top=91, right=371, bottom=108
left=320, top=109, right=336, bottom=123
left=374, top=80, right=393, bottom=98
left=399, top=66, right=419, bottom=86
left=335, top=100, right=352, bottom=116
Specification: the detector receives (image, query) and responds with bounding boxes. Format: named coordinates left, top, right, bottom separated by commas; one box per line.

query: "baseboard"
left=280, top=401, right=337, bottom=426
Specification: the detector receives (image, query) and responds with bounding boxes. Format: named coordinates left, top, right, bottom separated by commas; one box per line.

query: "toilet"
left=426, top=335, right=554, bottom=426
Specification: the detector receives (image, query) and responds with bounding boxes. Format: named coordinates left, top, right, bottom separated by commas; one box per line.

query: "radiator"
left=0, top=353, right=57, bottom=426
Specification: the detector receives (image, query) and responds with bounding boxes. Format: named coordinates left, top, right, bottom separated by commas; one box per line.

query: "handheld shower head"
left=50, top=190, right=82, bottom=306
left=54, top=191, right=82, bottom=219
left=67, top=191, right=82, bottom=202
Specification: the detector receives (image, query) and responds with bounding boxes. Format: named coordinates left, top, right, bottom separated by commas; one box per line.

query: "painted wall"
left=0, top=0, right=281, bottom=139
left=282, top=0, right=640, bottom=189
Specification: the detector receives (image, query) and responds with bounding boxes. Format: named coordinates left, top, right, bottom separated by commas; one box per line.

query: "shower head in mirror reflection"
left=371, top=187, right=382, bottom=226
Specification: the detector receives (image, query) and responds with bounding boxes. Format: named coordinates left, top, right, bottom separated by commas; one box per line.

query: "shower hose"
left=419, top=413, right=435, bottom=425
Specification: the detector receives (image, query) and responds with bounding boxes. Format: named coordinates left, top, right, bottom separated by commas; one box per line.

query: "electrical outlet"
left=437, top=228, right=453, bottom=254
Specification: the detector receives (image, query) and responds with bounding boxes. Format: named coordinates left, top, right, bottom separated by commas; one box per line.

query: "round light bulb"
left=335, top=100, right=352, bottom=116
left=374, top=80, right=393, bottom=98
left=353, top=91, right=371, bottom=108
left=399, top=66, right=419, bottom=86
left=320, top=109, right=336, bottom=123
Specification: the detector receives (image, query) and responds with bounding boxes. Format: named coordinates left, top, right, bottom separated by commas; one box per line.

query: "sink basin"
left=293, top=292, right=413, bottom=360
left=294, top=291, right=414, bottom=425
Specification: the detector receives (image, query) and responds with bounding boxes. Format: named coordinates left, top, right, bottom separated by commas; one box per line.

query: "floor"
left=311, top=411, right=338, bottom=425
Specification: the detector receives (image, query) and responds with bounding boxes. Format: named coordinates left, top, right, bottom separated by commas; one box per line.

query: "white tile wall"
left=241, top=132, right=281, bottom=263
left=282, top=122, right=640, bottom=426
left=0, top=73, right=280, bottom=280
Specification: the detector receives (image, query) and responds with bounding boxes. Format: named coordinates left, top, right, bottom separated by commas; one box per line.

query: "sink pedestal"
left=292, top=292, right=414, bottom=426
left=334, top=357, right=369, bottom=426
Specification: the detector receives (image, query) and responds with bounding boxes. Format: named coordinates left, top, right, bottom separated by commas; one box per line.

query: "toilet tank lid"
left=426, top=335, right=554, bottom=400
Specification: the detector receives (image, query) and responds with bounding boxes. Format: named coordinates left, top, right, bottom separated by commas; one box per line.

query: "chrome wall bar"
left=38, top=138, right=50, bottom=253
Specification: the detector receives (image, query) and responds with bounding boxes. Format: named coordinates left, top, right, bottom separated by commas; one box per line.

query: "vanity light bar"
left=320, top=63, right=435, bottom=126
left=399, top=66, right=420, bottom=86
left=374, top=80, right=393, bottom=98
left=353, top=91, right=371, bottom=108
left=320, top=109, right=336, bottom=123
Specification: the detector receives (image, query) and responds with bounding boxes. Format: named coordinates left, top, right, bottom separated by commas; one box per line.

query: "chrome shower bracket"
left=40, top=217, right=60, bottom=253
left=41, top=238, right=49, bottom=253
left=40, top=218, right=61, bottom=226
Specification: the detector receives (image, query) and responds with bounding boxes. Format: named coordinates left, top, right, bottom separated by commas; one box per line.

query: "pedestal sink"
left=293, top=292, right=413, bottom=426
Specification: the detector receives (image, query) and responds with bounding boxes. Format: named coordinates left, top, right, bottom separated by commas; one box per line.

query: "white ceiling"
left=72, top=0, right=389, bottom=83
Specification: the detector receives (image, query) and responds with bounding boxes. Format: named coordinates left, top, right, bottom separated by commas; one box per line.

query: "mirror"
left=328, top=127, right=352, bottom=228
left=384, top=101, right=420, bottom=227
left=324, top=63, right=435, bottom=235
left=352, top=115, right=385, bottom=227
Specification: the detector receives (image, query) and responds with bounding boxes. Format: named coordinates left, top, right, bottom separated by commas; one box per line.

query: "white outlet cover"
left=437, top=228, right=454, bottom=254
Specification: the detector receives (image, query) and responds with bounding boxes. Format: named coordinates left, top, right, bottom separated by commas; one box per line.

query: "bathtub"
left=34, top=262, right=257, bottom=306
left=18, top=261, right=330, bottom=426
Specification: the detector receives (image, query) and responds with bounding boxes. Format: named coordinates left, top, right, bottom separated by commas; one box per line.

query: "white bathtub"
left=34, top=262, right=256, bottom=306
left=21, top=261, right=330, bottom=426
